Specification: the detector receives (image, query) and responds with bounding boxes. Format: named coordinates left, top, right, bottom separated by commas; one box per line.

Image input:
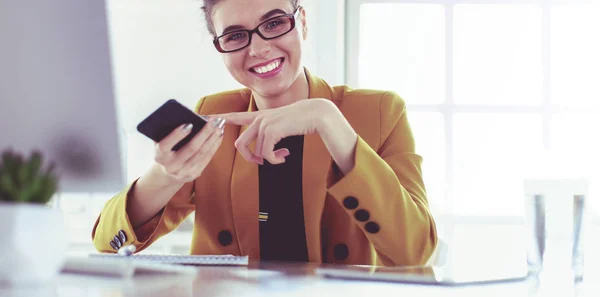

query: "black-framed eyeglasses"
left=213, top=8, right=301, bottom=53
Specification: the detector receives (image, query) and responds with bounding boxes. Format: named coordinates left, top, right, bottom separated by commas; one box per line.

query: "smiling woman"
left=91, top=0, right=438, bottom=266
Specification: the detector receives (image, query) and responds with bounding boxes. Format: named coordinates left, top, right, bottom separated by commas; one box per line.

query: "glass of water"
left=524, top=179, right=588, bottom=283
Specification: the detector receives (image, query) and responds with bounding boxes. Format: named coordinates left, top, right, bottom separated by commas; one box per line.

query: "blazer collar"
left=230, top=68, right=335, bottom=262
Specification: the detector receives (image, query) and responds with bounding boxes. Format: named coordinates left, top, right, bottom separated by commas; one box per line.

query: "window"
left=348, top=0, right=600, bottom=269
left=347, top=0, right=600, bottom=218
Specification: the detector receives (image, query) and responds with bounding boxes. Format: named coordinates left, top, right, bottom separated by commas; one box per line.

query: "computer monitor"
left=0, top=0, right=125, bottom=193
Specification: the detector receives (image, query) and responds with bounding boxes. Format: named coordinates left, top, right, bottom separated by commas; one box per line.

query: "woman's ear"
left=300, top=7, right=308, bottom=40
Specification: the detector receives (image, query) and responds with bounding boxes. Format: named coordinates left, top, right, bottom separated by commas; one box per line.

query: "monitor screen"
left=0, top=0, right=125, bottom=193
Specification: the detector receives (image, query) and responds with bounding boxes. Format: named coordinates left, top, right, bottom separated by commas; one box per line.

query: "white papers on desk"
left=62, top=254, right=248, bottom=278
left=90, top=253, right=249, bottom=266
left=62, top=257, right=199, bottom=278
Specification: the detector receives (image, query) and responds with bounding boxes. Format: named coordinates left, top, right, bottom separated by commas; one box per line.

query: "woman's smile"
left=249, top=58, right=285, bottom=78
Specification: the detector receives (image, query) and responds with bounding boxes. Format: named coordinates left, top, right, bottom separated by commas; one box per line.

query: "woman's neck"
left=253, top=70, right=309, bottom=110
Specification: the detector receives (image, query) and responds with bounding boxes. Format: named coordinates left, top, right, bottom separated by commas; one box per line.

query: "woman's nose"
left=248, top=35, right=271, bottom=58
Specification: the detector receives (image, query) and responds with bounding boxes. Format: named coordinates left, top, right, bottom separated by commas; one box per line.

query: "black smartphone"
left=136, top=99, right=208, bottom=151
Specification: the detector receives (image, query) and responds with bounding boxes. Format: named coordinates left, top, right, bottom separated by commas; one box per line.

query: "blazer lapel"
left=230, top=98, right=260, bottom=259
left=302, top=69, right=337, bottom=262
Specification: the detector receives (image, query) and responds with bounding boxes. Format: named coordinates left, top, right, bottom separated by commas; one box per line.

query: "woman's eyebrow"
left=259, top=9, right=287, bottom=21
left=221, top=9, right=288, bottom=35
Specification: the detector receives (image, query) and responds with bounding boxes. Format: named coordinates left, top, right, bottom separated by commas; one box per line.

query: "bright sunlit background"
left=55, top=0, right=599, bottom=269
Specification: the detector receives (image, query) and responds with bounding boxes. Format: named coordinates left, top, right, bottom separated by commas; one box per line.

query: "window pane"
left=407, top=111, right=446, bottom=214
left=551, top=4, right=600, bottom=106
left=551, top=114, right=600, bottom=161
left=551, top=114, right=600, bottom=214
left=451, top=224, right=526, bottom=273
left=454, top=4, right=543, bottom=105
left=453, top=114, right=544, bottom=216
left=359, top=4, right=445, bottom=104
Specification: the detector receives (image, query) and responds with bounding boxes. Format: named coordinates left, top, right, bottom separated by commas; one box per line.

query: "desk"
left=1, top=261, right=598, bottom=297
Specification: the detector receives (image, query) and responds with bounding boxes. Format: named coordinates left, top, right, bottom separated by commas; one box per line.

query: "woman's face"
left=212, top=0, right=306, bottom=98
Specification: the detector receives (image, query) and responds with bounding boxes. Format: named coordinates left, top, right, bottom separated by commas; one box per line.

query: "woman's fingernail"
left=217, top=118, right=226, bottom=130
left=253, top=156, right=264, bottom=165
left=182, top=123, right=193, bottom=132
left=275, top=150, right=290, bottom=158
left=219, top=128, right=224, bottom=137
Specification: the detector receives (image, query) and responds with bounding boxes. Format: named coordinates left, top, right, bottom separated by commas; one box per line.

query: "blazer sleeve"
left=91, top=98, right=207, bottom=253
left=327, top=91, right=438, bottom=266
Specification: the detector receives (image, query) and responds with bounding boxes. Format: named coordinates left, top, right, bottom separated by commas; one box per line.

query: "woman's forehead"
left=212, top=0, right=294, bottom=33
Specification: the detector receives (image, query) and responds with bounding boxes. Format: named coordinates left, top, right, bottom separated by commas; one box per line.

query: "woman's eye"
left=227, top=32, right=246, bottom=41
left=266, top=20, right=282, bottom=29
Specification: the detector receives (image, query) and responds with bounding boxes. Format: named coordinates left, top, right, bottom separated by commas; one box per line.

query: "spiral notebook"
left=90, top=253, right=249, bottom=266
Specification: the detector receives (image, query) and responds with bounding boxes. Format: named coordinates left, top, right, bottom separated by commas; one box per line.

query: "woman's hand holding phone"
left=127, top=100, right=226, bottom=229
left=154, top=117, right=226, bottom=184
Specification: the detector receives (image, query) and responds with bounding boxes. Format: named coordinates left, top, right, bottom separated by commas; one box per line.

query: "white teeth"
left=253, top=59, right=281, bottom=74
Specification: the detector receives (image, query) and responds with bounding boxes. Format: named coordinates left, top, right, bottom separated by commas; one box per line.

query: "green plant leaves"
left=0, top=149, right=58, bottom=204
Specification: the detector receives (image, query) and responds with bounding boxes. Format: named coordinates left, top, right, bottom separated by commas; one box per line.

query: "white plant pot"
left=0, top=202, right=67, bottom=285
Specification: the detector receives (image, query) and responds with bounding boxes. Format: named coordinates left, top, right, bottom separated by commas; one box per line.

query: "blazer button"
left=365, top=222, right=380, bottom=234
left=354, top=209, right=370, bottom=222
left=343, top=196, right=359, bottom=210
left=333, top=244, right=349, bottom=260
left=218, top=230, right=233, bottom=246
left=109, top=240, right=119, bottom=251
left=118, top=230, right=127, bottom=243
left=113, top=236, right=122, bottom=248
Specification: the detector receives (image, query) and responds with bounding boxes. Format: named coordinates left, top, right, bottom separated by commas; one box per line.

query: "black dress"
left=258, top=135, right=309, bottom=262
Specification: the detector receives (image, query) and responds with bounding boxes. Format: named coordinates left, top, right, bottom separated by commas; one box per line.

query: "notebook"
left=89, top=253, right=249, bottom=266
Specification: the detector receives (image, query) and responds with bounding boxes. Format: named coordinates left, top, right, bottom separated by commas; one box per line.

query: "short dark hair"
left=201, top=0, right=300, bottom=37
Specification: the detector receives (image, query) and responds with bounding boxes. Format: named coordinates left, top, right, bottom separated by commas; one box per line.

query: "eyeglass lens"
left=217, top=15, right=293, bottom=52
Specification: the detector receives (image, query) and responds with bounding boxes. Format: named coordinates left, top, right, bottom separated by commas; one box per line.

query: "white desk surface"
left=1, top=261, right=599, bottom=297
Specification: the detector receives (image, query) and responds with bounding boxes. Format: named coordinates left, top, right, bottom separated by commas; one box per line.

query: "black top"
left=258, top=135, right=309, bottom=262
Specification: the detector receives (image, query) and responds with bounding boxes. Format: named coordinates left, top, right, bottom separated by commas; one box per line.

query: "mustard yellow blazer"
left=92, top=69, right=438, bottom=266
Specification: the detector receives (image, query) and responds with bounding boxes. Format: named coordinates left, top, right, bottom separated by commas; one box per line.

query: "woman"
left=92, top=0, right=437, bottom=266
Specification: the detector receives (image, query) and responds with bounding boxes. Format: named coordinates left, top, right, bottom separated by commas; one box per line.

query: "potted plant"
left=0, top=149, right=67, bottom=285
